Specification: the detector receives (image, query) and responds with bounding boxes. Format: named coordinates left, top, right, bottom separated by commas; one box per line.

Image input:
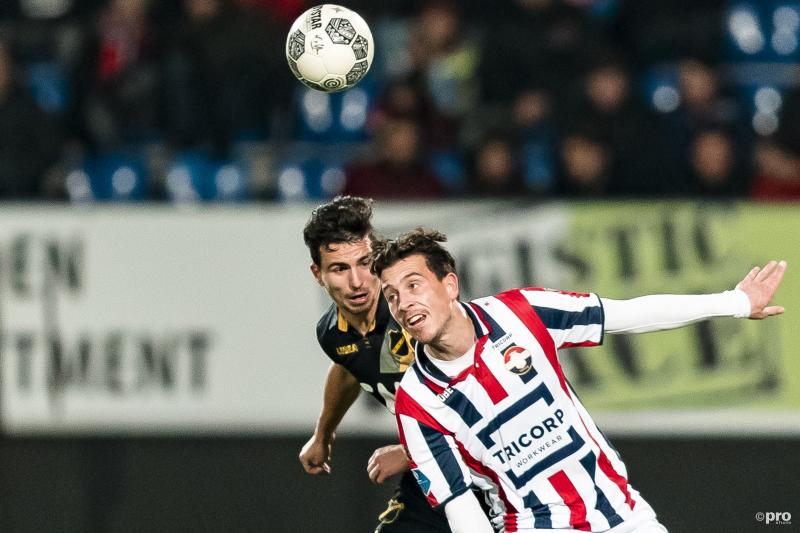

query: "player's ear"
left=310, top=263, right=324, bottom=286
left=443, top=272, right=459, bottom=300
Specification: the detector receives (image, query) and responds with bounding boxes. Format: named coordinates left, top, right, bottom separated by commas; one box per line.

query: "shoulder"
left=315, top=303, right=341, bottom=353
left=496, top=287, right=599, bottom=309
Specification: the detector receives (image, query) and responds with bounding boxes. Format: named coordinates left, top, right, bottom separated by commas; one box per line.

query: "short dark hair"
left=303, top=196, right=375, bottom=266
left=372, top=228, right=456, bottom=280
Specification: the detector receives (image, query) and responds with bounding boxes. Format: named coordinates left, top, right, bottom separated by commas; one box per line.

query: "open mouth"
left=406, top=313, right=425, bottom=328
left=348, top=292, right=369, bottom=305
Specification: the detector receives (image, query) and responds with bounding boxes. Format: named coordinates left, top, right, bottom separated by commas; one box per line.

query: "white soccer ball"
left=285, top=4, right=375, bottom=93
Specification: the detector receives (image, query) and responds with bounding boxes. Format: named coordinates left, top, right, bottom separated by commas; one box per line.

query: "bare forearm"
left=315, top=363, right=361, bottom=438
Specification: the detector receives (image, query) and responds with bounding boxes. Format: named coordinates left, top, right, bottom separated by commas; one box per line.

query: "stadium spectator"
left=676, top=59, right=744, bottom=132
left=685, top=126, right=750, bottom=197
left=370, top=77, right=458, bottom=153
left=480, top=0, right=602, bottom=106
left=511, top=88, right=557, bottom=193
left=0, top=38, right=63, bottom=199
left=751, top=142, right=800, bottom=200
left=68, top=0, right=162, bottom=150
left=750, top=81, right=800, bottom=200
left=162, top=0, right=284, bottom=154
left=343, top=116, right=443, bottom=199
left=467, top=132, right=525, bottom=197
left=660, top=58, right=750, bottom=187
left=556, top=124, right=613, bottom=196
left=560, top=53, right=678, bottom=195
left=402, top=0, right=480, bottom=150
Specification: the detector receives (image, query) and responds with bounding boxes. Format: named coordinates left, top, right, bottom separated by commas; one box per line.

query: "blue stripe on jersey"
left=419, top=422, right=468, bottom=497
left=443, top=388, right=484, bottom=428
left=533, top=305, right=603, bottom=331
left=476, top=383, right=554, bottom=448
left=481, top=309, right=507, bottom=343
left=465, top=302, right=488, bottom=338
left=579, top=451, right=624, bottom=528
left=413, top=352, right=451, bottom=386
left=523, top=491, right=553, bottom=528
left=506, top=426, right=586, bottom=490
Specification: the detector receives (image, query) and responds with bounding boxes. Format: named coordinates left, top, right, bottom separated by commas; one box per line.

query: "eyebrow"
left=326, top=253, right=372, bottom=269
left=382, top=271, right=422, bottom=291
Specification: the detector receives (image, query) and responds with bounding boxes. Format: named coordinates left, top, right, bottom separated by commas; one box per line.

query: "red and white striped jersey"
left=395, top=288, right=658, bottom=532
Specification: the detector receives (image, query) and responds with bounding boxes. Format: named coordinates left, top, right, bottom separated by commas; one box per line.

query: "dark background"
left=1, top=435, right=796, bottom=532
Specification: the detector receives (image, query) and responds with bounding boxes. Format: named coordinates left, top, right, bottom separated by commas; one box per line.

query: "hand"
left=367, top=444, right=410, bottom=484
left=736, top=260, right=787, bottom=319
left=299, top=434, right=333, bottom=475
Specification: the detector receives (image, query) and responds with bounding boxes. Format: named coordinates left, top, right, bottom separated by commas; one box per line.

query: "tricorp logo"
left=503, top=346, right=532, bottom=375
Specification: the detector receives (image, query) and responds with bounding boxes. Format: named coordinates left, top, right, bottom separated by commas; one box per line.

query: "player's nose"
left=349, top=267, right=364, bottom=288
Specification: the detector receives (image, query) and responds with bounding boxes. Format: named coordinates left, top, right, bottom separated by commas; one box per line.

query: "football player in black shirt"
left=299, top=196, right=451, bottom=532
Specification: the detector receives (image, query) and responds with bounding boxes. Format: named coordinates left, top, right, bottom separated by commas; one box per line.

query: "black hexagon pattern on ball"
left=287, top=58, right=302, bottom=79
left=325, top=18, right=355, bottom=44
left=288, top=29, right=305, bottom=60
left=346, top=60, right=369, bottom=85
left=352, top=35, right=368, bottom=60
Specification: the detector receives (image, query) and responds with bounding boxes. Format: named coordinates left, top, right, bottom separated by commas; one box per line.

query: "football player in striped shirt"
left=373, top=228, right=786, bottom=533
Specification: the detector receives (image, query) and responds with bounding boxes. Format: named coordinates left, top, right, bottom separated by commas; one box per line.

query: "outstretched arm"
left=603, top=260, right=786, bottom=334
left=735, top=260, right=787, bottom=319
left=299, top=363, right=361, bottom=475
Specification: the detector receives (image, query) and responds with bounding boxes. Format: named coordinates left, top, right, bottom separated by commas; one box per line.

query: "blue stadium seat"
left=640, top=64, right=681, bottom=114
left=66, top=152, right=148, bottom=203
left=726, top=1, right=800, bottom=63
left=165, top=151, right=250, bottom=202
left=294, top=81, right=376, bottom=142
left=277, top=156, right=346, bottom=201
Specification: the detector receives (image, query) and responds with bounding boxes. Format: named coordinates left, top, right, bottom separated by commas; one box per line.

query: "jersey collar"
left=335, top=293, right=390, bottom=335
left=412, top=301, right=491, bottom=387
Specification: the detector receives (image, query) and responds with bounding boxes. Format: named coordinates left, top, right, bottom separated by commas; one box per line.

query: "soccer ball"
left=285, top=4, right=374, bottom=93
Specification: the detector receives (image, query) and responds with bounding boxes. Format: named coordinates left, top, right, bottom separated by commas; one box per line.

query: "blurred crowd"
left=1, top=0, right=800, bottom=202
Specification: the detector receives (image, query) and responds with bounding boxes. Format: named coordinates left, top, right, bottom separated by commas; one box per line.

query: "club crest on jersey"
left=379, top=329, right=415, bottom=373
left=503, top=346, right=532, bottom=375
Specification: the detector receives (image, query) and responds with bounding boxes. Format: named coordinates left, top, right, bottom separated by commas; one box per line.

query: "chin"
left=346, top=299, right=374, bottom=314
left=412, top=328, right=437, bottom=346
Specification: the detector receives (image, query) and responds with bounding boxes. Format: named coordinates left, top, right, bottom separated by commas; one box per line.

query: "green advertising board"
left=560, top=202, right=799, bottom=412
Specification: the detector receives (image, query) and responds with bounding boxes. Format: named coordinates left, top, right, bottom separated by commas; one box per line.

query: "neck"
left=341, top=298, right=379, bottom=336
left=426, top=303, right=476, bottom=361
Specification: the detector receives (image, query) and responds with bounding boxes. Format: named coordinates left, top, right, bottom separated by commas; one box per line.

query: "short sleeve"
left=520, top=288, right=605, bottom=349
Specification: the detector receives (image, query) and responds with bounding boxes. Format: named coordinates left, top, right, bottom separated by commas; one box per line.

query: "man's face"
left=311, top=237, right=379, bottom=317
left=380, top=254, right=458, bottom=345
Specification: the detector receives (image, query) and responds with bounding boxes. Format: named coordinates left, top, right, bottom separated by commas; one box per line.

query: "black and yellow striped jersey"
left=316, top=294, right=415, bottom=413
